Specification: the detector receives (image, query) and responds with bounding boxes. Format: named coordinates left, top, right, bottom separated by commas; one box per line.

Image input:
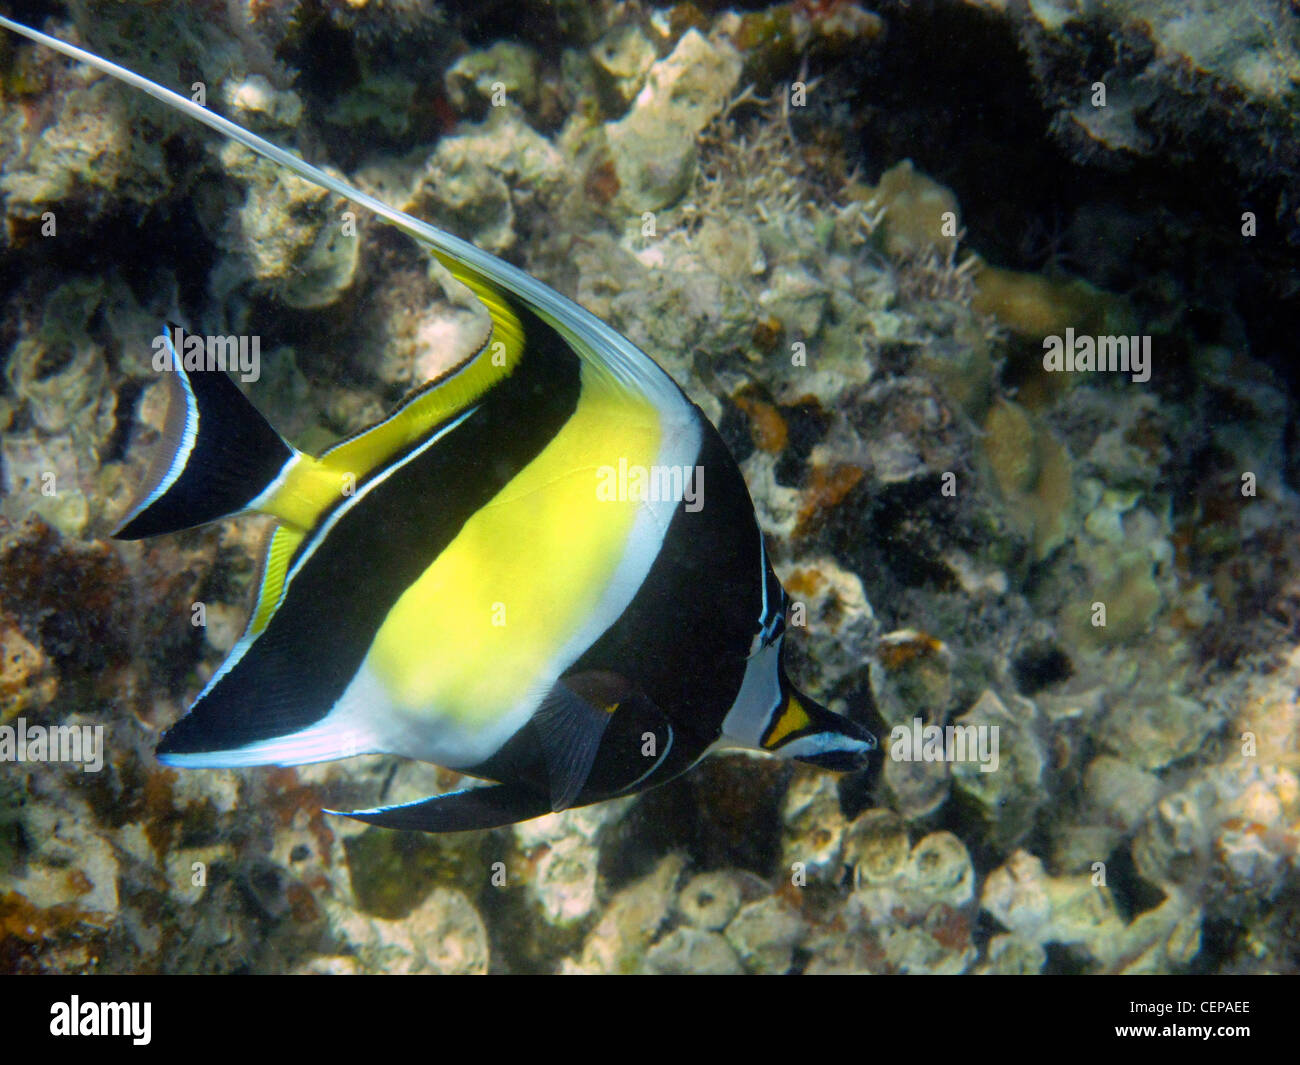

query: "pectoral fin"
left=532, top=673, right=679, bottom=810
left=532, top=679, right=614, bottom=812
left=564, top=673, right=678, bottom=798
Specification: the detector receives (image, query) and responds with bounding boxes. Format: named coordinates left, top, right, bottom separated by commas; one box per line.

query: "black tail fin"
left=114, top=324, right=293, bottom=540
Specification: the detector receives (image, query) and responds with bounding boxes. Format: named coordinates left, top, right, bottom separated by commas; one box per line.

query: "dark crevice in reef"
left=0, top=112, right=216, bottom=321
left=275, top=3, right=361, bottom=110
left=0, top=0, right=66, bottom=28
left=797, top=0, right=1300, bottom=399
left=1011, top=642, right=1074, bottom=696
left=816, top=2, right=1068, bottom=273
left=598, top=758, right=791, bottom=889
left=824, top=475, right=969, bottom=620
left=272, top=2, right=454, bottom=168
left=1192, top=918, right=1246, bottom=974
left=1103, top=841, right=1167, bottom=924
left=1043, top=942, right=1091, bottom=975
left=0, top=192, right=217, bottom=362
left=450, top=0, right=564, bottom=50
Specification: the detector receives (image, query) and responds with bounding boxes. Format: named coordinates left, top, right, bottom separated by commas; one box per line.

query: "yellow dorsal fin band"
left=250, top=278, right=528, bottom=532
left=254, top=455, right=349, bottom=531
left=315, top=306, right=521, bottom=476
left=437, top=257, right=528, bottom=359
left=247, top=524, right=307, bottom=637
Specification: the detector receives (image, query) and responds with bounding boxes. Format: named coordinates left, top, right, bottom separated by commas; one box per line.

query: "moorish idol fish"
left=1, top=15, right=876, bottom=832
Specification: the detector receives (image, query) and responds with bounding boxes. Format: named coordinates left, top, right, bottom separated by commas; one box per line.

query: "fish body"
left=0, top=14, right=876, bottom=831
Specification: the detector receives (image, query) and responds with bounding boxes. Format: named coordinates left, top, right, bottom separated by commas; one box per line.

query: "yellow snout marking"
left=764, top=694, right=811, bottom=749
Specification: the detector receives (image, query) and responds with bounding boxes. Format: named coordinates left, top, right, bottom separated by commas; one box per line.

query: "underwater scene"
left=0, top=0, right=1297, bottom=977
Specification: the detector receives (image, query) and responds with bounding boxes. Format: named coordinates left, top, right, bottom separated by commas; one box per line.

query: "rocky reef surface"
left=0, top=0, right=1296, bottom=973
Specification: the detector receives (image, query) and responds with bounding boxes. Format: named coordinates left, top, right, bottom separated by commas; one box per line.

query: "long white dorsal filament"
left=0, top=13, right=680, bottom=400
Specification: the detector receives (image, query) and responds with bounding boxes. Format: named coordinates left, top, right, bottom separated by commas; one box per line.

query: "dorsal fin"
left=0, top=14, right=686, bottom=410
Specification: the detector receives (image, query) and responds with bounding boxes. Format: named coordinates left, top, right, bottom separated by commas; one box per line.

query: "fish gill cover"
left=0, top=0, right=1296, bottom=976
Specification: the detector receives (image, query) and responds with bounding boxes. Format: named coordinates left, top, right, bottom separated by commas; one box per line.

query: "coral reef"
left=992, top=0, right=1300, bottom=250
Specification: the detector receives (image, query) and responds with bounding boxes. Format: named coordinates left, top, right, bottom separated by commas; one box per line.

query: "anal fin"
left=329, top=784, right=552, bottom=833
